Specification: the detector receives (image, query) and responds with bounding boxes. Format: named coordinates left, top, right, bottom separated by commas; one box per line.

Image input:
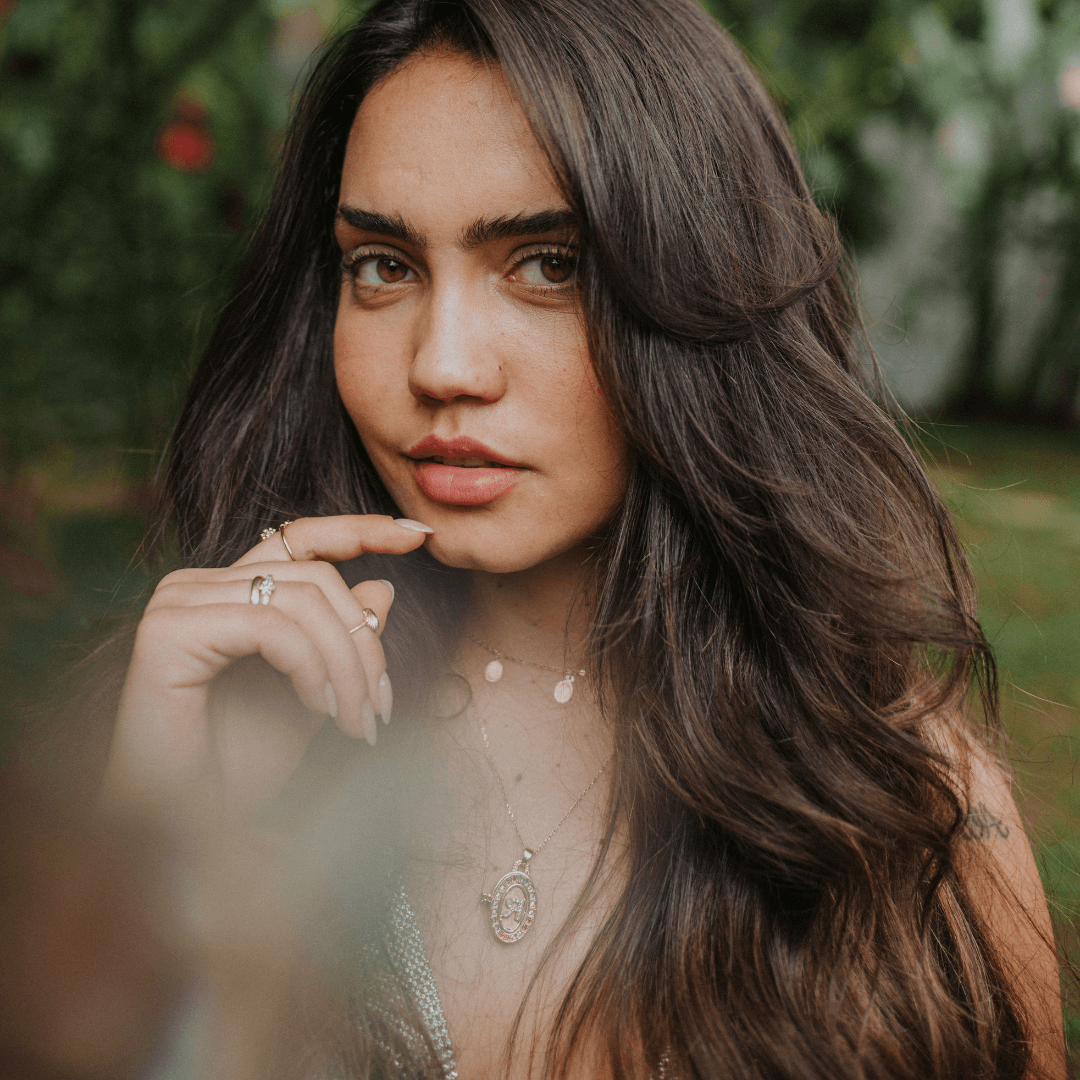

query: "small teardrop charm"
left=553, top=676, right=574, bottom=704
left=484, top=659, right=504, bottom=683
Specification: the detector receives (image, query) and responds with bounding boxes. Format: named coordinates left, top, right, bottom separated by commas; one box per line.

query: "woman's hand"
left=103, top=515, right=432, bottom=818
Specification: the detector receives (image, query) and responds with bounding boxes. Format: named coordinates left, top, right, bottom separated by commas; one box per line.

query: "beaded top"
left=383, top=885, right=459, bottom=1079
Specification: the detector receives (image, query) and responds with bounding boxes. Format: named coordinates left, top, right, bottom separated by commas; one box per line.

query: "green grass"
left=920, top=421, right=1080, bottom=1066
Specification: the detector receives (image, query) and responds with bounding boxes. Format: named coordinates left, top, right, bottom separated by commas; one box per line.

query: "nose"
left=408, top=280, right=508, bottom=405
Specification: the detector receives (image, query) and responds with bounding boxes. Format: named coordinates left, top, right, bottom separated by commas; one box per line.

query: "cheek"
left=564, top=381, right=629, bottom=512
left=333, top=308, right=397, bottom=435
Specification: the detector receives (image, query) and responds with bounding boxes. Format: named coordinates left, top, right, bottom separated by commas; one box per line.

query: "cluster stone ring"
left=348, top=608, right=379, bottom=635
left=259, top=520, right=296, bottom=560
left=250, top=575, right=276, bottom=605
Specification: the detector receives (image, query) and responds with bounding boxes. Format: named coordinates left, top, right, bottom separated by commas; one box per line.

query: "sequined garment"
left=382, top=888, right=671, bottom=1080
left=382, top=885, right=459, bottom=1079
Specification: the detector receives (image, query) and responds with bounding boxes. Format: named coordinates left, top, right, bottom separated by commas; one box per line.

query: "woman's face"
left=333, top=52, right=628, bottom=573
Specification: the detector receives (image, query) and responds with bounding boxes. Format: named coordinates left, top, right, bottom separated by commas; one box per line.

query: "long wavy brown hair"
left=160, top=0, right=1045, bottom=1076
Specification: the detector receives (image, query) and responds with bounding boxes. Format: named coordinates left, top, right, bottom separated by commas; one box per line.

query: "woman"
left=101, top=0, right=1066, bottom=1076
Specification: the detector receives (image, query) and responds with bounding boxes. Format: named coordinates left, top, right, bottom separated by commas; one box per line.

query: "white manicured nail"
left=362, top=698, right=377, bottom=746
left=378, top=670, right=393, bottom=724
left=378, top=579, right=395, bottom=603
left=324, top=682, right=338, bottom=719
left=394, top=518, right=434, bottom=534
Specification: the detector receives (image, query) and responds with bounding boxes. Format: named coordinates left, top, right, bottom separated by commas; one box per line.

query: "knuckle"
left=135, top=606, right=178, bottom=648
left=258, top=604, right=291, bottom=629
left=157, top=569, right=188, bottom=590
left=293, top=580, right=325, bottom=603
left=309, top=560, right=342, bottom=588
left=151, top=580, right=186, bottom=605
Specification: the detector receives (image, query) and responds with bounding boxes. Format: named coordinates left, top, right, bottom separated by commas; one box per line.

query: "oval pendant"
left=484, top=659, right=504, bottom=683
left=487, top=869, right=536, bottom=943
left=553, top=676, right=574, bottom=704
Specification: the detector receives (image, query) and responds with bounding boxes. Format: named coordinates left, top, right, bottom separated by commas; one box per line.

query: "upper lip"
left=406, top=435, right=523, bottom=468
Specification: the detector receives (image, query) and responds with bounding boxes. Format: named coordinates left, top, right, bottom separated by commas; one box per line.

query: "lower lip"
left=413, top=462, right=524, bottom=506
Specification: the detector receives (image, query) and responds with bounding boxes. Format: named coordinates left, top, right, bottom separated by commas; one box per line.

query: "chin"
left=422, top=533, right=555, bottom=574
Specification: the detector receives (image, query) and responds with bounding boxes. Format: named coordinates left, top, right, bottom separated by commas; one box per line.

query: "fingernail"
left=378, top=670, right=393, bottom=724
left=362, top=698, right=377, bottom=746
left=394, top=518, right=434, bottom=534
left=324, top=681, right=338, bottom=719
left=378, top=579, right=395, bottom=603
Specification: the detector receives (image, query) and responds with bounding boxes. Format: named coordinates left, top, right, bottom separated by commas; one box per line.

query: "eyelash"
left=340, top=246, right=407, bottom=285
left=510, top=244, right=579, bottom=295
left=339, top=243, right=579, bottom=296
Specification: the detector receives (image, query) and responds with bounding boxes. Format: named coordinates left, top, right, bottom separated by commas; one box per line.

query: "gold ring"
left=348, top=608, right=379, bottom=635
left=279, top=521, right=296, bottom=560
left=259, top=520, right=296, bottom=560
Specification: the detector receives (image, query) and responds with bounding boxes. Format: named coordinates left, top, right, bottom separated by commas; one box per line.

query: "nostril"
left=409, top=382, right=503, bottom=405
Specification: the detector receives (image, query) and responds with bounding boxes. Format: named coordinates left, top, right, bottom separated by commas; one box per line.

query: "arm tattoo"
left=963, top=801, right=1011, bottom=843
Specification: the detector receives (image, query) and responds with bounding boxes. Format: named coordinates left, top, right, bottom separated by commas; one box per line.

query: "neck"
left=465, top=546, right=592, bottom=668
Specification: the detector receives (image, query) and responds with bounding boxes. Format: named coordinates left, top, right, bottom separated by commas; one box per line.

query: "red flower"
left=157, top=120, right=216, bottom=173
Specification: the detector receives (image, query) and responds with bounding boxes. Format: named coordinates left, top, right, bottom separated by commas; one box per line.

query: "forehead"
left=339, top=52, right=566, bottom=231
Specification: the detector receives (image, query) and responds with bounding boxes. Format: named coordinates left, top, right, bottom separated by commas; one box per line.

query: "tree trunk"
left=1015, top=212, right=1080, bottom=427
left=944, top=175, right=1008, bottom=418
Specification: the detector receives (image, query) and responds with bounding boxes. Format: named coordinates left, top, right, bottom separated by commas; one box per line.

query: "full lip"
left=405, top=434, right=524, bottom=470
left=404, top=435, right=526, bottom=507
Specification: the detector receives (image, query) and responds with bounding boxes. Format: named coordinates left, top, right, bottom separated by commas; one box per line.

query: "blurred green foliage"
left=0, top=0, right=285, bottom=739
left=706, top=0, right=1080, bottom=420
left=0, top=0, right=276, bottom=470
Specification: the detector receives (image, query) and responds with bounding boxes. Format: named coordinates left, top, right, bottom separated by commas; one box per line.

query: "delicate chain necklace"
left=467, top=635, right=586, bottom=704
left=476, top=709, right=612, bottom=944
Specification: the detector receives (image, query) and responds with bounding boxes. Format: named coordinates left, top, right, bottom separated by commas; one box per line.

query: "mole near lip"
left=413, top=461, right=522, bottom=506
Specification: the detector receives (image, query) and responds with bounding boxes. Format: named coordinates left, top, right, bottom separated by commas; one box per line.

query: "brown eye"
left=540, top=257, right=573, bottom=283
left=376, top=258, right=408, bottom=283
left=345, top=252, right=417, bottom=287
left=513, top=252, right=578, bottom=287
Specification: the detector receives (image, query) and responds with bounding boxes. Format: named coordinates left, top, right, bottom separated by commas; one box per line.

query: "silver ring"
left=348, top=608, right=379, bottom=635
left=250, top=574, right=275, bottom=605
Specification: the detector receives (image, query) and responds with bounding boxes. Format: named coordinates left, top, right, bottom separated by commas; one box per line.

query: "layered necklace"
left=467, top=635, right=586, bottom=704
left=467, top=637, right=611, bottom=944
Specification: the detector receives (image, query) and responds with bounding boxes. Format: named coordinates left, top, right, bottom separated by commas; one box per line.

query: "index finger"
left=234, top=515, right=433, bottom=566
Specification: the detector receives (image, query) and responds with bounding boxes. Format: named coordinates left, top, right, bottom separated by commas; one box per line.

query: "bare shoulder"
left=926, top=712, right=1066, bottom=1079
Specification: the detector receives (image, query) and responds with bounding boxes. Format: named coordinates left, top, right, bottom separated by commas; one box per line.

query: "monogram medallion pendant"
left=481, top=853, right=537, bottom=943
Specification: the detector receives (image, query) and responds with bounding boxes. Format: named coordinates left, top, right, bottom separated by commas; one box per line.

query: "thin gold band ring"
left=279, top=521, right=296, bottom=560
left=259, top=520, right=296, bottom=560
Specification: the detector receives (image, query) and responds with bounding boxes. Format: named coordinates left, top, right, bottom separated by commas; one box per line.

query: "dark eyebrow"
left=334, top=205, right=577, bottom=252
left=335, top=206, right=428, bottom=249
left=460, top=209, right=577, bottom=250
